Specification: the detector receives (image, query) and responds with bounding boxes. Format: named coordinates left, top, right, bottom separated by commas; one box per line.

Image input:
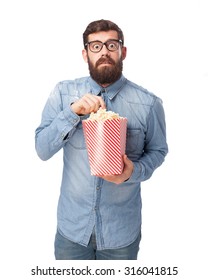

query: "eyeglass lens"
left=89, top=40, right=120, bottom=53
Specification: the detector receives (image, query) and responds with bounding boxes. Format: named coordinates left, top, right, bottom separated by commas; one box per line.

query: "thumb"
left=123, top=154, right=129, bottom=163
left=123, top=154, right=134, bottom=169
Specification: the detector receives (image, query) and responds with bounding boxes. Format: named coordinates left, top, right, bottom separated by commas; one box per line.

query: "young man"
left=35, top=19, right=168, bottom=260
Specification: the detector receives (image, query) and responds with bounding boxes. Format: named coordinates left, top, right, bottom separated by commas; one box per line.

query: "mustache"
left=96, top=57, right=115, bottom=67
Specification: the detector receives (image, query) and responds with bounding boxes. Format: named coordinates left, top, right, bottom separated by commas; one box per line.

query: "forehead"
left=88, top=30, right=118, bottom=42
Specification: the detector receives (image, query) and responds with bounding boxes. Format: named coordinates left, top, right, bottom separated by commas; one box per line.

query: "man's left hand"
left=98, top=155, right=134, bottom=184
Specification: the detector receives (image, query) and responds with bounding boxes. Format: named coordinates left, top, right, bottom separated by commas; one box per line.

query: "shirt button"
left=96, top=186, right=100, bottom=190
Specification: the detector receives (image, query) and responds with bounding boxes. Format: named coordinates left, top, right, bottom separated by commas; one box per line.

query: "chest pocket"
left=68, top=122, right=86, bottom=150
left=126, top=129, right=145, bottom=158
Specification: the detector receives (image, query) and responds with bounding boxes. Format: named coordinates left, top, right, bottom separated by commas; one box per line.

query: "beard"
left=88, top=55, right=123, bottom=85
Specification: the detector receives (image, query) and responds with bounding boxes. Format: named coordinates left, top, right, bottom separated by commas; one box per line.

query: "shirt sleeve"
left=129, top=97, right=168, bottom=183
left=35, top=83, right=80, bottom=161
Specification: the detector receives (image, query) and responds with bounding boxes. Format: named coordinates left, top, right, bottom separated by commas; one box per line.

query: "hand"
left=70, top=93, right=106, bottom=116
left=98, top=155, right=134, bottom=185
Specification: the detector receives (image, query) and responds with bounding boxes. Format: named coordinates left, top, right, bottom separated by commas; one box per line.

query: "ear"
left=121, top=46, right=127, bottom=60
left=82, top=49, right=88, bottom=63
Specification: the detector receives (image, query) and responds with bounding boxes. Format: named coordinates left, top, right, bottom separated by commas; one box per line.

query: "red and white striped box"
left=82, top=118, right=127, bottom=175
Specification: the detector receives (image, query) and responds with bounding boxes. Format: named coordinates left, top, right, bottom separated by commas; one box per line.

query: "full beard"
left=88, top=56, right=123, bottom=85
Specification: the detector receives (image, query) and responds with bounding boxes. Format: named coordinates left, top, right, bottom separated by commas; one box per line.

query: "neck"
left=99, top=83, right=111, bottom=88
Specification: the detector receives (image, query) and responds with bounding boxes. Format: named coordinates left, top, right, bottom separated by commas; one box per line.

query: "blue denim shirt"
left=35, top=75, right=168, bottom=250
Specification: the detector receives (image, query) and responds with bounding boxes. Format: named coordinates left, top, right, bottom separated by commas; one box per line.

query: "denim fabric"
left=54, top=229, right=141, bottom=260
left=35, top=75, right=168, bottom=250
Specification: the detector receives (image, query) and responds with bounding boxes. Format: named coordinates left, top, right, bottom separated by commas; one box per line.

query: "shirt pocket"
left=68, top=122, right=86, bottom=150
left=126, top=129, right=145, bottom=157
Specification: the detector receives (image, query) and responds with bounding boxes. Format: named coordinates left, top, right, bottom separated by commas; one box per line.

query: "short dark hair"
left=83, top=19, right=124, bottom=48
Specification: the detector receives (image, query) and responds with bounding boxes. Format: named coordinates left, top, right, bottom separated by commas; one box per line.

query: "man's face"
left=82, top=30, right=127, bottom=86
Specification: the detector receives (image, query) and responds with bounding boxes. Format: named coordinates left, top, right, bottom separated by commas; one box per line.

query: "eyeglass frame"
left=84, top=39, right=123, bottom=53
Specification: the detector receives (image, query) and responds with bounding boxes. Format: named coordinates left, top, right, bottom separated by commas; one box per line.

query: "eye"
left=108, top=42, right=117, bottom=50
left=90, top=42, right=102, bottom=51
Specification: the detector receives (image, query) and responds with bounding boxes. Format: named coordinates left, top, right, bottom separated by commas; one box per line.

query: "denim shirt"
left=35, top=75, right=168, bottom=250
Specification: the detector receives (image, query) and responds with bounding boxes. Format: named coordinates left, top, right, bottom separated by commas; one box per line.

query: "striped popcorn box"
left=82, top=117, right=127, bottom=175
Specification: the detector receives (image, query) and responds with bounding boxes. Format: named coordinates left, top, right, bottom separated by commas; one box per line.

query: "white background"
left=0, top=0, right=207, bottom=279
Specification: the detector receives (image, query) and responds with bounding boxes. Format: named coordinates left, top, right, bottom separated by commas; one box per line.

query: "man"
left=35, top=19, right=168, bottom=260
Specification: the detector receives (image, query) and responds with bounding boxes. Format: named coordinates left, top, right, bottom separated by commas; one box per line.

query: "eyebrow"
left=87, top=39, right=121, bottom=44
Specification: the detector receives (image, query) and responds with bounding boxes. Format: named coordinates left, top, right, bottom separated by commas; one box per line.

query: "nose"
left=100, top=44, right=110, bottom=55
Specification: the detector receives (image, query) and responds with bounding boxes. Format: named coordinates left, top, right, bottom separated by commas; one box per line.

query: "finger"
left=123, top=154, right=134, bottom=176
left=123, top=154, right=129, bottom=164
left=86, top=94, right=105, bottom=109
left=96, top=96, right=106, bottom=109
left=74, top=96, right=95, bottom=114
left=80, top=98, right=92, bottom=112
left=83, top=95, right=105, bottom=112
left=85, top=96, right=100, bottom=112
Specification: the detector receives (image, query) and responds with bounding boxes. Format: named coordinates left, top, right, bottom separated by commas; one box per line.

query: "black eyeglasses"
left=85, top=39, right=123, bottom=53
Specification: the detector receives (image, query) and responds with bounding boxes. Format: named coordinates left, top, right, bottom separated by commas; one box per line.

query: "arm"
left=35, top=84, right=106, bottom=161
left=136, top=97, right=168, bottom=181
left=35, top=84, right=80, bottom=161
left=100, top=98, right=168, bottom=184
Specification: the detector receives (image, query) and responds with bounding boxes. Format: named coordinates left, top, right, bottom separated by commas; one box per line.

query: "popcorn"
left=88, top=108, right=120, bottom=121
left=82, top=108, right=127, bottom=175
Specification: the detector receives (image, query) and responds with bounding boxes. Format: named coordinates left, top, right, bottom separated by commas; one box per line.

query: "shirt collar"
left=88, top=75, right=127, bottom=100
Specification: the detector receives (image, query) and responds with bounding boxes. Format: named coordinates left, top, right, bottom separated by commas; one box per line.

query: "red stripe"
left=83, top=118, right=127, bottom=175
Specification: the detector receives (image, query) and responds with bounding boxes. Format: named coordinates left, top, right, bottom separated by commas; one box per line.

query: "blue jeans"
left=54, top=229, right=141, bottom=260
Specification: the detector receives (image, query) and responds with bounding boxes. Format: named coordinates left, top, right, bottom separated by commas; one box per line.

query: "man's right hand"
left=70, top=93, right=106, bottom=116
